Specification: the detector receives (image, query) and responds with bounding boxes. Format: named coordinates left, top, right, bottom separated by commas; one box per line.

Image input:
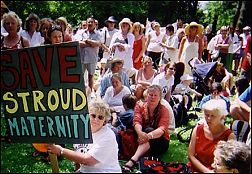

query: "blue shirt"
left=199, top=94, right=230, bottom=112
left=99, top=71, right=130, bottom=97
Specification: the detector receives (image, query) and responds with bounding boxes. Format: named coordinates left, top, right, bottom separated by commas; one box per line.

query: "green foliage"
left=5, top=1, right=202, bottom=28
left=200, top=1, right=238, bottom=30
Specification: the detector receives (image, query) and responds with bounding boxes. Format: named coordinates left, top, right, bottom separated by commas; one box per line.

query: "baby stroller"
left=188, top=58, right=218, bottom=102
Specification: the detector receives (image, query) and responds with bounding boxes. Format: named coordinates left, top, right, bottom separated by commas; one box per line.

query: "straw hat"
left=153, top=22, right=160, bottom=27
left=57, top=17, right=68, bottom=27
left=243, top=26, right=251, bottom=31
left=185, top=22, right=203, bottom=35
left=180, top=74, right=193, bottom=81
left=1, top=1, right=7, bottom=9
left=111, top=57, right=124, bottom=65
left=119, top=18, right=132, bottom=31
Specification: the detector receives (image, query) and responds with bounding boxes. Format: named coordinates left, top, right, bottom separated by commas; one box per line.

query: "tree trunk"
left=212, top=14, right=218, bottom=35
left=233, top=1, right=242, bottom=29
left=236, top=1, right=252, bottom=28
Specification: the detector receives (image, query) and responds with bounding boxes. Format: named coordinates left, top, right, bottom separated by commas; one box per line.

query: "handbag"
left=140, top=156, right=191, bottom=173
left=211, top=49, right=220, bottom=60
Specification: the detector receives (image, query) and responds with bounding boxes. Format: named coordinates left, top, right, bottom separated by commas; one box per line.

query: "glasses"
left=89, top=114, right=105, bottom=120
left=169, top=67, right=176, bottom=71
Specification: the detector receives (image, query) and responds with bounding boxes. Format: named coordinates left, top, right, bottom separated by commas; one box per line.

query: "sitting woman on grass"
left=122, top=85, right=171, bottom=172
left=103, top=73, right=131, bottom=113
left=48, top=99, right=122, bottom=173
left=188, top=99, right=235, bottom=173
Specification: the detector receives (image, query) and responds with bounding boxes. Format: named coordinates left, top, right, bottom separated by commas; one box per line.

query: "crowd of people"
left=1, top=1, right=251, bottom=173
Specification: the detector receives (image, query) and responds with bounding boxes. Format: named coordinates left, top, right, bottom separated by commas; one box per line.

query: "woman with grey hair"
left=212, top=139, right=251, bottom=173
left=1, top=11, right=29, bottom=50
left=48, top=99, right=122, bottom=173
left=188, top=99, right=235, bottom=173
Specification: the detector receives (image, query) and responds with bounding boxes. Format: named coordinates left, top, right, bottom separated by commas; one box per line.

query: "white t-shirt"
left=20, top=30, right=44, bottom=47
left=74, top=125, right=122, bottom=173
left=110, top=31, right=134, bottom=70
left=147, top=31, right=165, bottom=53
left=173, top=83, right=193, bottom=95
left=152, top=72, right=174, bottom=98
left=162, top=34, right=179, bottom=62
left=103, top=85, right=131, bottom=112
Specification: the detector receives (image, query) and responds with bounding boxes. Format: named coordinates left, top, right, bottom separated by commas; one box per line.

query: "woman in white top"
left=100, top=16, right=119, bottom=59
left=103, top=73, right=131, bottom=113
left=178, top=22, right=203, bottom=75
left=20, top=13, right=44, bottom=47
left=134, top=56, right=157, bottom=100
left=160, top=24, right=179, bottom=64
left=145, top=22, right=165, bottom=70
left=110, top=18, right=135, bottom=77
left=152, top=62, right=176, bottom=102
left=48, top=99, right=122, bottom=173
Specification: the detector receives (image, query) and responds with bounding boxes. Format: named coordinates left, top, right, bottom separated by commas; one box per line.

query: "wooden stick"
left=49, top=153, right=59, bottom=173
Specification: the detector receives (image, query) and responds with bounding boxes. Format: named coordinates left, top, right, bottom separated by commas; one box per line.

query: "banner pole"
left=49, top=153, right=60, bottom=173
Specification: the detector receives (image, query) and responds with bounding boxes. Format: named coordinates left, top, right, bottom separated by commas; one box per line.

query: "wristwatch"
left=60, top=147, right=64, bottom=156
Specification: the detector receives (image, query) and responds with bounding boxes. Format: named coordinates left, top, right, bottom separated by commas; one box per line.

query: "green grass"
left=0, top=72, right=238, bottom=173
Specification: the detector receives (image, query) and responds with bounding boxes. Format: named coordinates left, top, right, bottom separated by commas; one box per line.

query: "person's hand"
left=117, top=44, right=125, bottom=51
left=47, top=144, right=62, bottom=156
left=134, top=56, right=140, bottom=63
left=137, top=131, right=149, bottom=144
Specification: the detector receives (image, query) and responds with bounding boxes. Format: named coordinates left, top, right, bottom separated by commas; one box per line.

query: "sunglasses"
left=169, top=67, right=176, bottom=71
left=89, top=114, right=105, bottom=120
left=50, top=25, right=63, bottom=32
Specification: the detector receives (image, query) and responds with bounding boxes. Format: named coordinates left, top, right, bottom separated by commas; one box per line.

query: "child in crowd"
left=173, top=74, right=202, bottom=109
left=110, top=94, right=137, bottom=131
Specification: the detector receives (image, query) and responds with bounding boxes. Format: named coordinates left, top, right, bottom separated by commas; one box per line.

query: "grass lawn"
left=1, top=69, right=237, bottom=173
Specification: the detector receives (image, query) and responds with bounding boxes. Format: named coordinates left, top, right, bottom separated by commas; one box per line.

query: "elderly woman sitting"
left=48, top=99, right=121, bottom=173
left=211, top=140, right=251, bottom=173
left=103, top=73, right=131, bottom=113
left=188, top=99, right=235, bottom=173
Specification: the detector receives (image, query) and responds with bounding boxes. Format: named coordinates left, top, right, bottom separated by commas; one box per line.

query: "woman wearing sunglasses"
left=152, top=62, right=176, bottom=102
left=48, top=99, right=122, bottom=173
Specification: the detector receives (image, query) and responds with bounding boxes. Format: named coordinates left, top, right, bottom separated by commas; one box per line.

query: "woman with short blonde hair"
left=48, top=99, right=122, bottom=173
left=188, top=99, right=235, bottom=173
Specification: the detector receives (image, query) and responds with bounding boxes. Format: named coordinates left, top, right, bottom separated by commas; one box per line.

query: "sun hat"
left=153, top=22, right=160, bottom=27
left=243, top=26, right=251, bottom=31
left=180, top=74, right=193, bottom=81
left=184, top=21, right=203, bottom=35
left=57, top=17, right=68, bottom=27
left=119, top=18, right=132, bottom=31
left=105, top=16, right=117, bottom=23
left=1, top=1, right=8, bottom=9
left=111, top=57, right=124, bottom=65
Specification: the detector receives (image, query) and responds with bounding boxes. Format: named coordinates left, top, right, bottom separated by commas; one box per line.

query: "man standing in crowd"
left=78, top=17, right=101, bottom=90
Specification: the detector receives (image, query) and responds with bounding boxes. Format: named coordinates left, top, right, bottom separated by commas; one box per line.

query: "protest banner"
left=1, top=41, right=92, bottom=144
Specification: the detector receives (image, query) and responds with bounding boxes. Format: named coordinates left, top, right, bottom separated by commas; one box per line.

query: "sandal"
left=32, top=150, right=41, bottom=157
left=122, top=158, right=138, bottom=173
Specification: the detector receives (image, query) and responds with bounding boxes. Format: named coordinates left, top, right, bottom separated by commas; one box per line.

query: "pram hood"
left=192, top=62, right=217, bottom=82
